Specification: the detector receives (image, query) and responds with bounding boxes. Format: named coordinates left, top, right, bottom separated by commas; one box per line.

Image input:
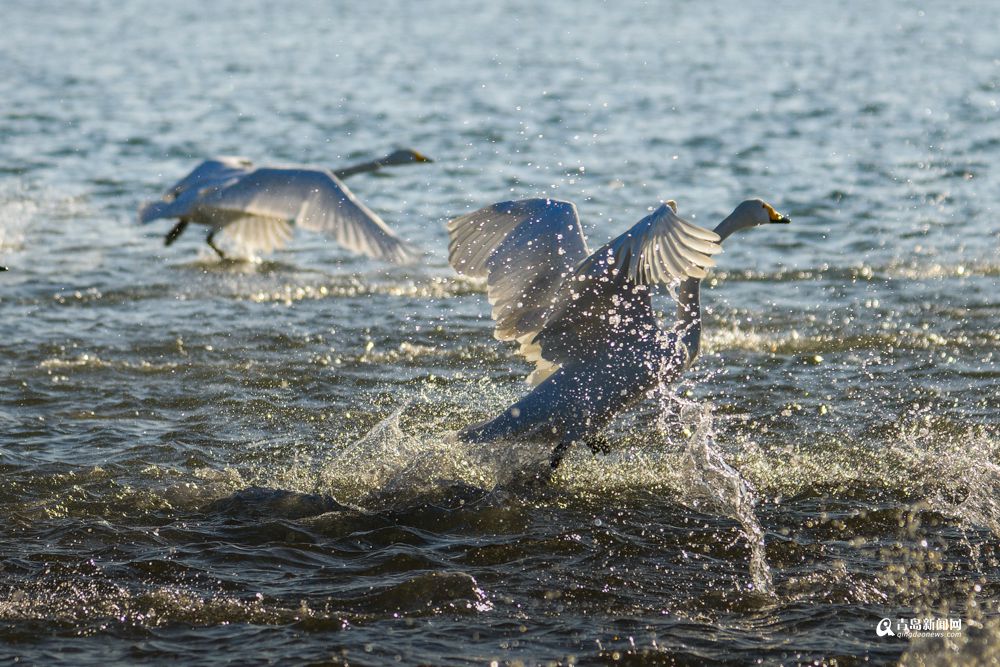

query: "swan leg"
left=549, top=440, right=573, bottom=469
left=205, top=229, right=227, bottom=260
left=164, top=219, right=190, bottom=246
left=550, top=435, right=611, bottom=469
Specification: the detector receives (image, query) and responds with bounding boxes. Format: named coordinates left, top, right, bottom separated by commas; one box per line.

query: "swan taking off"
left=448, top=197, right=790, bottom=467
left=138, top=149, right=432, bottom=263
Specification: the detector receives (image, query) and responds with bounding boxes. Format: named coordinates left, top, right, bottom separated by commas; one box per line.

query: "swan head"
left=739, top=199, right=790, bottom=225
left=713, top=199, right=789, bottom=240
left=381, top=148, right=434, bottom=166
left=731, top=199, right=790, bottom=229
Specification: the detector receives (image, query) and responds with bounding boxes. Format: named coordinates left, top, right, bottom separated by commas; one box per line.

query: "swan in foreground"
left=138, top=149, right=432, bottom=263
left=448, top=197, right=790, bottom=467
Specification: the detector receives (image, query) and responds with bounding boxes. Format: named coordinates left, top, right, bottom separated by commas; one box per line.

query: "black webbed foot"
left=584, top=436, right=613, bottom=455
left=549, top=436, right=612, bottom=471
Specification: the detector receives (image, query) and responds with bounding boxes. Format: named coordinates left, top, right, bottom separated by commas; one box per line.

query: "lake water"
left=1, top=0, right=998, bottom=664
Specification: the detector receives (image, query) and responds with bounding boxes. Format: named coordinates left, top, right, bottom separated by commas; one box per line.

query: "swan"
left=447, top=197, right=790, bottom=467
left=138, top=149, right=432, bottom=263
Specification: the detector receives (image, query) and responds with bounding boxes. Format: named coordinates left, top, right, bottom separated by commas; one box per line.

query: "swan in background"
left=448, top=197, right=790, bottom=467
left=138, top=149, right=432, bottom=263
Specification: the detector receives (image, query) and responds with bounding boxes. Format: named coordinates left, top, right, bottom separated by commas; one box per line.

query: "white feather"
left=447, top=198, right=720, bottom=385
left=139, top=158, right=417, bottom=264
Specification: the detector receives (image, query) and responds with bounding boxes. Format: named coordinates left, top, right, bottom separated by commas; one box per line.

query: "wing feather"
left=531, top=202, right=720, bottom=366
left=447, top=198, right=590, bottom=384
left=219, top=217, right=294, bottom=255
left=199, top=167, right=416, bottom=264
left=448, top=199, right=721, bottom=382
left=138, top=157, right=252, bottom=224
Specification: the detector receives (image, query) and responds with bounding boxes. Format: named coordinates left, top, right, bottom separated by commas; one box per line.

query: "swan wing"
left=138, top=157, right=252, bottom=224
left=604, top=200, right=722, bottom=284
left=533, top=202, right=721, bottom=366
left=199, top=167, right=417, bottom=264
left=218, top=216, right=295, bottom=255
left=448, top=198, right=590, bottom=384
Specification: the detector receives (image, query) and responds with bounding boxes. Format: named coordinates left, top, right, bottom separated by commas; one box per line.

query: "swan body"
left=448, top=197, right=790, bottom=466
left=139, top=149, right=432, bottom=263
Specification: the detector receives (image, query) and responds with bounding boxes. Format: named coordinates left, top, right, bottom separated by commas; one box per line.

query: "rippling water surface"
left=2, top=1, right=999, bottom=664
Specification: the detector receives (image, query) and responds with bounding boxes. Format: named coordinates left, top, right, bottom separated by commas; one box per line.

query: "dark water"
left=2, top=0, right=999, bottom=664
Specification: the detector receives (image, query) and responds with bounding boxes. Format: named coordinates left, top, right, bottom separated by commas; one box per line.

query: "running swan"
left=138, top=149, right=432, bottom=262
left=448, top=197, right=790, bottom=467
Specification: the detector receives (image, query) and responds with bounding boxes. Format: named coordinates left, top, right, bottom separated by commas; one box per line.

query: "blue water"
left=1, top=1, right=998, bottom=664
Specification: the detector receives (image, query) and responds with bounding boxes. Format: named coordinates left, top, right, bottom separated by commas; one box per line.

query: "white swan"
left=448, top=197, right=790, bottom=467
left=138, top=149, right=432, bottom=263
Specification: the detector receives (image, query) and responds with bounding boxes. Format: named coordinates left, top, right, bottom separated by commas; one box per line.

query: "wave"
left=240, top=274, right=482, bottom=304
left=7, top=387, right=996, bottom=530
left=702, top=325, right=992, bottom=356
left=0, top=569, right=491, bottom=628
left=707, top=258, right=1000, bottom=283
left=38, top=354, right=180, bottom=372
left=0, top=180, right=93, bottom=253
left=9, top=257, right=997, bottom=312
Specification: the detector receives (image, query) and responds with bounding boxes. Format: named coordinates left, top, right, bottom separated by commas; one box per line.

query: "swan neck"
left=676, top=277, right=702, bottom=364
left=671, top=210, right=744, bottom=363
left=333, top=159, right=383, bottom=179
left=712, top=210, right=744, bottom=242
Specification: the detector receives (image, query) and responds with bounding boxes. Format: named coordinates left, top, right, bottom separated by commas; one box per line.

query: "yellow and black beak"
left=763, top=202, right=791, bottom=224
left=413, top=151, right=433, bottom=163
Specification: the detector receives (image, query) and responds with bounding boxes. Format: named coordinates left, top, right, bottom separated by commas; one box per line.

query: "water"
left=2, top=0, right=998, bottom=663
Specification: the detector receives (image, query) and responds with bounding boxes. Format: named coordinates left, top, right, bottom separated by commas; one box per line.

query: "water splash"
left=928, top=434, right=1000, bottom=537
left=241, top=274, right=482, bottom=304
left=310, top=390, right=775, bottom=594
left=317, top=398, right=551, bottom=510
left=673, top=400, right=774, bottom=596
left=0, top=181, right=37, bottom=255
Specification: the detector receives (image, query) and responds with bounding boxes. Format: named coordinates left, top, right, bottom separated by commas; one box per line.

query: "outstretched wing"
left=199, top=167, right=417, bottom=264
left=603, top=200, right=722, bottom=283
left=532, top=202, right=721, bottom=367
left=138, top=157, right=252, bottom=224
left=448, top=198, right=590, bottom=384
left=218, top=216, right=295, bottom=255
